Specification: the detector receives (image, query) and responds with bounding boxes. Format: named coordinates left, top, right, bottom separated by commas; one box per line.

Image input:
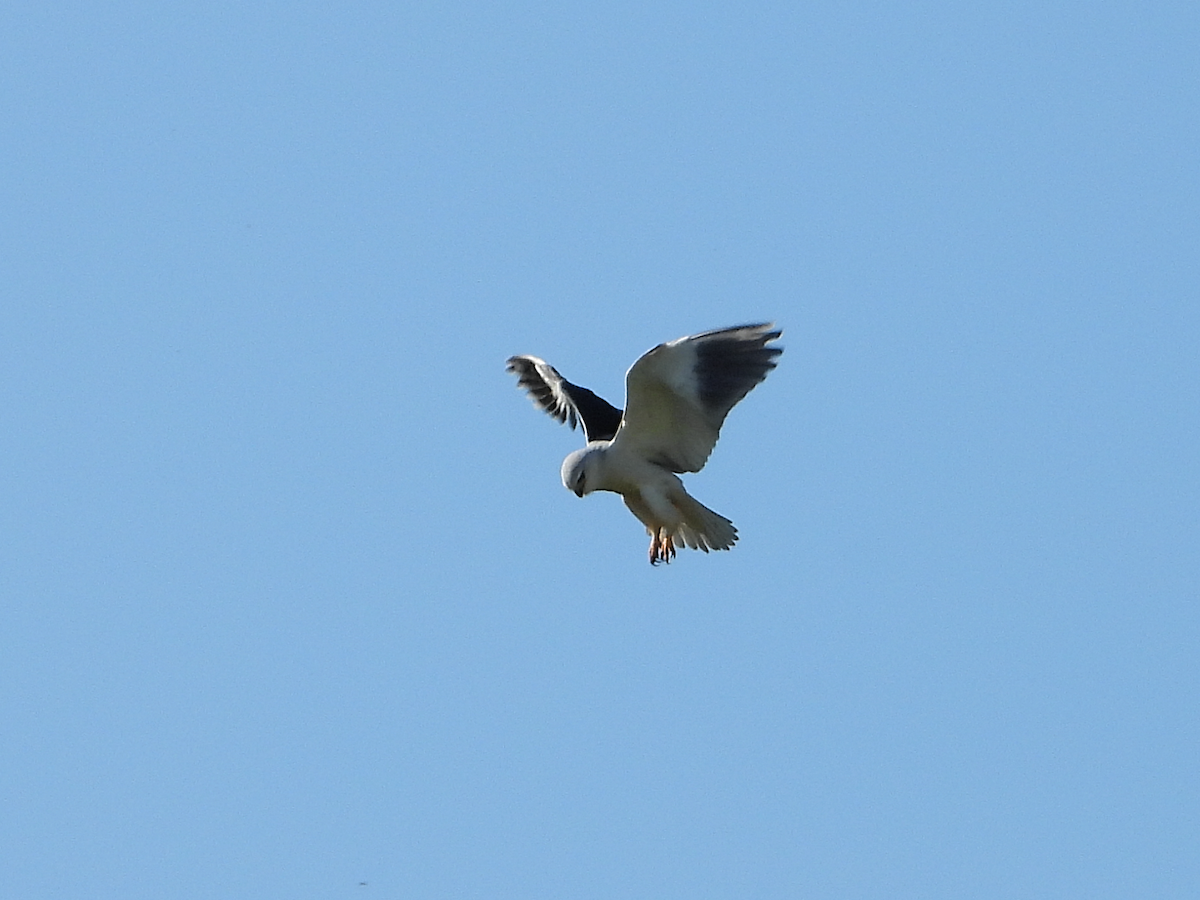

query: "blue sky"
left=2, top=2, right=1197, bottom=898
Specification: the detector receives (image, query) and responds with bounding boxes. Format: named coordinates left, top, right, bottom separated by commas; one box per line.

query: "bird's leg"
left=662, top=531, right=676, bottom=562
left=648, top=528, right=676, bottom=565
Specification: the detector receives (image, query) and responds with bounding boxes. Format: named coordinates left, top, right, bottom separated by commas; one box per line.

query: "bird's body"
left=508, top=323, right=781, bottom=564
left=560, top=440, right=736, bottom=562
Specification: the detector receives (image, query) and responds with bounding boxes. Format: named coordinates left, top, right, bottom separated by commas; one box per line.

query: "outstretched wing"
left=506, top=355, right=624, bottom=443
left=613, top=323, right=782, bottom=473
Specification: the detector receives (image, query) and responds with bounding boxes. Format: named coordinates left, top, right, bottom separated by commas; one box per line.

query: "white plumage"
left=508, top=323, right=782, bottom=564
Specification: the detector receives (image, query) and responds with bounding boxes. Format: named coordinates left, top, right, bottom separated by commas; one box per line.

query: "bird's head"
left=561, top=444, right=605, bottom=497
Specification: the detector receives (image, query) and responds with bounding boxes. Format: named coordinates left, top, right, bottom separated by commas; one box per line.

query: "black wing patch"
left=506, top=355, right=624, bottom=443
left=693, top=324, right=783, bottom=421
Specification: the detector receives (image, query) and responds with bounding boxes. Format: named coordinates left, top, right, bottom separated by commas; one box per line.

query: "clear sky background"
left=3, top=2, right=1197, bottom=898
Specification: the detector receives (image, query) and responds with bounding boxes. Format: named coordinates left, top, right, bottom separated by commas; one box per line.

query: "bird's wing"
left=612, top=323, right=782, bottom=473
left=506, top=355, right=624, bottom=443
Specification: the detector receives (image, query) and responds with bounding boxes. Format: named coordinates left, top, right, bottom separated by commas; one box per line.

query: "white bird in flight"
left=507, top=323, right=782, bottom=564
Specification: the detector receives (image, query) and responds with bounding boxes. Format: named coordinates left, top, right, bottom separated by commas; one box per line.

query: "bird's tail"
left=671, top=490, right=738, bottom=552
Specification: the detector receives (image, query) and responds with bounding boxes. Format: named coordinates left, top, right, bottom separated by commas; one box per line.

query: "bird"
left=507, top=323, right=782, bottom=564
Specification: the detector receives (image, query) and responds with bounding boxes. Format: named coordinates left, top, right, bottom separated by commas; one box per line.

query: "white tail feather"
left=673, top=492, right=738, bottom=551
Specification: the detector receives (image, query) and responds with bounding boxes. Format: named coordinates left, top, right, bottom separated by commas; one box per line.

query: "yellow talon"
left=648, top=529, right=676, bottom=565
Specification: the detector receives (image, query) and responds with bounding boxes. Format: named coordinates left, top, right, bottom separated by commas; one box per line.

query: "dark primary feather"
left=693, top=324, right=782, bottom=420
left=506, top=355, right=624, bottom=443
